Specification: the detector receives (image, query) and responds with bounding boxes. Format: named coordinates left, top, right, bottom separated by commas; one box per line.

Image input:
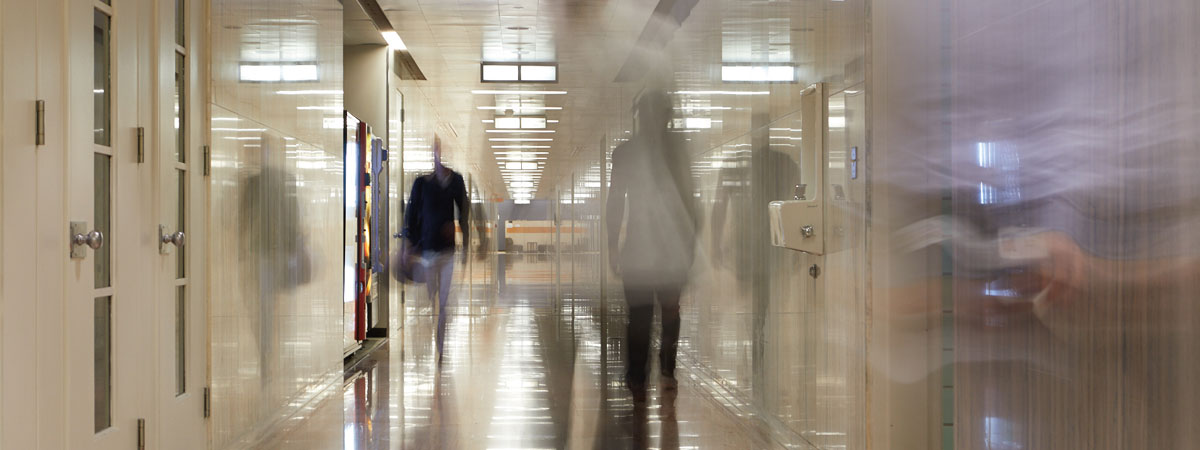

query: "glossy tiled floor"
left=257, top=257, right=778, bottom=449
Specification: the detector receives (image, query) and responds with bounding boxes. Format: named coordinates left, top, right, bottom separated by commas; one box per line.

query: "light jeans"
left=423, top=250, right=455, bottom=354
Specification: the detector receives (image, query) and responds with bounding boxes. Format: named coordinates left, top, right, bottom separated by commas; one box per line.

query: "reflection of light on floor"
left=486, top=303, right=556, bottom=448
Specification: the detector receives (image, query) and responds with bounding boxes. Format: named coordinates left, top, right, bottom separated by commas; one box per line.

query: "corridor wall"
left=207, top=1, right=345, bottom=448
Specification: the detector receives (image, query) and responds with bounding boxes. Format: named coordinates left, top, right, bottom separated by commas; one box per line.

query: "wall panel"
left=208, top=1, right=344, bottom=448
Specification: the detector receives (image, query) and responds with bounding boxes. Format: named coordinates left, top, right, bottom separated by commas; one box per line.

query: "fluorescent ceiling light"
left=477, top=106, right=562, bottom=111
left=674, top=90, right=770, bottom=96
left=493, top=116, right=549, bottom=129
left=673, top=117, right=712, bottom=129
left=520, top=65, right=557, bottom=81
left=486, top=130, right=556, bottom=134
left=721, top=65, right=796, bottom=83
left=482, top=63, right=559, bottom=83
left=240, top=65, right=281, bottom=82
left=276, top=90, right=343, bottom=95
left=381, top=31, right=407, bottom=50
left=472, top=90, right=567, bottom=95
left=511, top=181, right=535, bottom=188
left=675, top=106, right=731, bottom=111
left=297, top=106, right=342, bottom=111
left=495, top=117, right=521, bottom=129
left=505, top=162, right=541, bottom=170
left=493, top=145, right=550, bottom=149
left=489, top=138, right=553, bottom=142
left=514, top=199, right=531, bottom=204
left=482, top=119, right=495, bottom=123
left=482, top=64, right=519, bottom=81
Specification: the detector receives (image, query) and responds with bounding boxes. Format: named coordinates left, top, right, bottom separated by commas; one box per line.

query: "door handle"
left=162, top=231, right=185, bottom=247
left=159, top=225, right=185, bottom=254
left=70, top=221, right=103, bottom=259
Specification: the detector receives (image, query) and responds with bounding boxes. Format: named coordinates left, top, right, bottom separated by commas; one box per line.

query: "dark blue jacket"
left=404, top=170, right=469, bottom=252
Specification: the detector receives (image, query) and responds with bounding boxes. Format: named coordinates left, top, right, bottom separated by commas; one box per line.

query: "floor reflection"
left=260, top=258, right=774, bottom=449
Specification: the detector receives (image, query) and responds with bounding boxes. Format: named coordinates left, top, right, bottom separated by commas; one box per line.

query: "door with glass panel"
left=155, top=0, right=207, bottom=445
left=66, top=0, right=154, bottom=449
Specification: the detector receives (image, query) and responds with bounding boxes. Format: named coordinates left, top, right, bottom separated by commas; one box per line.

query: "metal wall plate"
left=70, top=221, right=88, bottom=259
left=159, top=224, right=172, bottom=255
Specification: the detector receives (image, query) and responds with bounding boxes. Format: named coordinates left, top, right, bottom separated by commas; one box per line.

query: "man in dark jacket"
left=403, top=135, right=469, bottom=360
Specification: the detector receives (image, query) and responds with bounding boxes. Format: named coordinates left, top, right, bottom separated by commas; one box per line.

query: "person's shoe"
left=659, top=374, right=678, bottom=391
left=629, top=384, right=648, bottom=404
left=626, top=374, right=648, bottom=403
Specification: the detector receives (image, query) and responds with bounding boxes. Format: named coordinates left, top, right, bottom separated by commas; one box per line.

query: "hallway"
left=5, top=0, right=1200, bottom=448
left=258, top=257, right=775, bottom=450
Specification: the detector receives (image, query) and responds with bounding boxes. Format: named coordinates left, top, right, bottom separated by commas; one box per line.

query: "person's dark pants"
left=624, top=284, right=683, bottom=386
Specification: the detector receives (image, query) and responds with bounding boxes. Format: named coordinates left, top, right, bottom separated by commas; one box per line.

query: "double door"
left=1, top=0, right=207, bottom=448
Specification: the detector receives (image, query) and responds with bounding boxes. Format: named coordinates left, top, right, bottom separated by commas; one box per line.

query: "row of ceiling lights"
left=473, top=89, right=567, bottom=204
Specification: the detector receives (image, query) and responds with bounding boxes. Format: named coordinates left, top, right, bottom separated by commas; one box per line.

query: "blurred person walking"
left=607, top=89, right=699, bottom=400
left=403, top=135, right=470, bottom=361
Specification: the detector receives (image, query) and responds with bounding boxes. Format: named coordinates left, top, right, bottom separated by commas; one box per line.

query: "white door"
left=155, top=0, right=207, bottom=445
left=65, top=0, right=155, bottom=448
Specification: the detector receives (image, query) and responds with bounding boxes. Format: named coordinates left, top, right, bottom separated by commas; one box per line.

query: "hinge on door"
left=35, top=100, right=45, bottom=146
left=137, top=418, right=146, bottom=450
left=203, top=386, right=211, bottom=418
left=136, top=127, right=145, bottom=163
left=202, top=145, right=211, bottom=176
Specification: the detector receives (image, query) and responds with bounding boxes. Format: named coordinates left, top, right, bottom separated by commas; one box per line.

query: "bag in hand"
left=391, top=239, right=424, bottom=284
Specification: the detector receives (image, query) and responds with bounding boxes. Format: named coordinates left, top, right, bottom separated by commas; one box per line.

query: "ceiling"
left=370, top=0, right=862, bottom=201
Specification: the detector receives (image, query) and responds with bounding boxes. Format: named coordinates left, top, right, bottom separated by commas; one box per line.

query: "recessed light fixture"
left=504, top=162, right=542, bottom=170
left=297, top=106, right=342, bottom=111
left=481, top=62, right=558, bottom=83
left=486, top=129, right=556, bottom=134
left=674, top=106, right=732, bottom=111
left=478, top=106, right=562, bottom=111
left=674, top=90, right=770, bottom=96
left=239, top=63, right=319, bottom=82
left=381, top=31, right=407, bottom=50
left=492, top=145, right=551, bottom=149
left=276, top=90, right=343, bottom=95
left=471, top=90, right=567, bottom=95
left=672, top=117, right=713, bottom=129
left=491, top=117, right=546, bottom=129
left=489, top=138, right=553, bottom=142
left=721, top=65, right=797, bottom=83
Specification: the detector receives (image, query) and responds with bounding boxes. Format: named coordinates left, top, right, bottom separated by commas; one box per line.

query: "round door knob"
left=162, top=230, right=185, bottom=247
left=73, top=230, right=104, bottom=250
left=801, top=225, right=815, bottom=238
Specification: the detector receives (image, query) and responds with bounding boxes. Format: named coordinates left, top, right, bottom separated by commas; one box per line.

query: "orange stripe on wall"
left=506, top=227, right=587, bottom=234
